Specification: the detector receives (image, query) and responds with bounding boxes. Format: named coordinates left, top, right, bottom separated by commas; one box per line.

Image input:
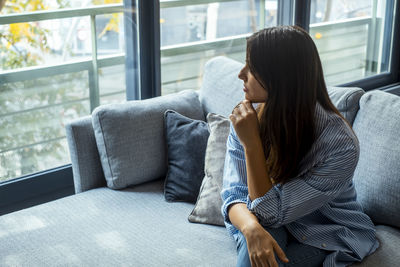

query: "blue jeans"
left=236, top=227, right=328, bottom=267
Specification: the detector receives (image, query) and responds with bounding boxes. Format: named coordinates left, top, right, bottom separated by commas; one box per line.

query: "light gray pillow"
left=92, top=90, right=205, bottom=190
left=352, top=90, right=400, bottom=228
left=188, top=113, right=230, bottom=226
left=199, top=57, right=244, bottom=118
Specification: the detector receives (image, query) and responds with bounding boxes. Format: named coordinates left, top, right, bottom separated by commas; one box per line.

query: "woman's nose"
left=238, top=67, right=246, bottom=81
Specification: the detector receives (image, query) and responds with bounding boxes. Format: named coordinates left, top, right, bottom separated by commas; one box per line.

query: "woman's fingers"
left=264, top=249, right=277, bottom=267
left=251, top=254, right=263, bottom=267
left=232, top=102, right=242, bottom=114
left=250, top=251, right=279, bottom=267
left=229, top=113, right=236, bottom=123
left=242, top=99, right=253, bottom=112
left=267, top=256, right=278, bottom=267
left=239, top=102, right=247, bottom=113
left=273, top=241, right=289, bottom=263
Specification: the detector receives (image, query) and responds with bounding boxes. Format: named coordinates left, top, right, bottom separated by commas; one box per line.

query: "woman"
left=221, top=26, right=379, bottom=267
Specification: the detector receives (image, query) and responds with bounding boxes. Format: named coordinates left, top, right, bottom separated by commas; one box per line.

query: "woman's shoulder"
left=314, top=103, right=359, bottom=155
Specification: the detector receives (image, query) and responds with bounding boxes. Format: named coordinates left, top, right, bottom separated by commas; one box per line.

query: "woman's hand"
left=243, top=223, right=289, bottom=267
left=229, top=100, right=261, bottom=149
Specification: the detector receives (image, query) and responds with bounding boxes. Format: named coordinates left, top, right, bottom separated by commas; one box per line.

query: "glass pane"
left=1, top=0, right=122, bottom=14
left=0, top=73, right=90, bottom=182
left=0, top=3, right=126, bottom=181
left=99, top=64, right=126, bottom=105
left=0, top=17, right=92, bottom=71
left=160, top=0, right=278, bottom=95
left=310, top=0, right=394, bottom=85
left=96, top=13, right=125, bottom=56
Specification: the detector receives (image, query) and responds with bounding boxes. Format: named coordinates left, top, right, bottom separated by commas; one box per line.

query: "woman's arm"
left=227, top=101, right=289, bottom=266
left=229, top=100, right=273, bottom=201
left=248, top=146, right=358, bottom=227
left=244, top=140, right=273, bottom=201
left=228, top=203, right=289, bottom=267
left=230, top=100, right=359, bottom=228
left=228, top=203, right=259, bottom=234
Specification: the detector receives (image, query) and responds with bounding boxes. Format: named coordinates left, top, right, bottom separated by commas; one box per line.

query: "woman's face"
left=238, top=63, right=267, bottom=103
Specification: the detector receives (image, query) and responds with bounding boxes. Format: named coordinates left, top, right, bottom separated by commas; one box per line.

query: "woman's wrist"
left=242, top=135, right=263, bottom=153
left=241, top=219, right=262, bottom=238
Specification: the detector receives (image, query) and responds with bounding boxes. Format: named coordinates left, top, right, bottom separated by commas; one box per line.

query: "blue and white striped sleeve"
left=247, top=132, right=360, bottom=228
left=220, top=124, right=248, bottom=237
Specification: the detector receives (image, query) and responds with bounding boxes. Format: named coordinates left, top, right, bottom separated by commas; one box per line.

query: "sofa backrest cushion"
left=65, top=116, right=106, bottom=193
left=352, top=90, right=400, bottom=227
left=199, top=57, right=363, bottom=125
left=92, top=90, right=205, bottom=189
left=199, top=56, right=244, bottom=117
left=325, top=86, right=364, bottom=125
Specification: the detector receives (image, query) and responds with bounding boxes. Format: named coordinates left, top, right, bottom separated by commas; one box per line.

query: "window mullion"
left=124, top=0, right=140, bottom=100
left=138, top=0, right=161, bottom=99
left=294, top=0, right=311, bottom=32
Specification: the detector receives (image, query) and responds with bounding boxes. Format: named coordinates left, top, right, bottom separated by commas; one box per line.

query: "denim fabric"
left=236, top=227, right=328, bottom=267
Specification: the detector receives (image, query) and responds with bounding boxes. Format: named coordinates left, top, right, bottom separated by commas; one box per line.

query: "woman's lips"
left=243, top=87, right=249, bottom=92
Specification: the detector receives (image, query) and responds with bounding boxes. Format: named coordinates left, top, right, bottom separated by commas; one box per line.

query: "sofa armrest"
left=65, top=116, right=106, bottom=193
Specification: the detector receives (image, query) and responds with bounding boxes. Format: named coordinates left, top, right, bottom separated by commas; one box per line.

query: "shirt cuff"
left=246, top=186, right=281, bottom=227
left=246, top=190, right=276, bottom=211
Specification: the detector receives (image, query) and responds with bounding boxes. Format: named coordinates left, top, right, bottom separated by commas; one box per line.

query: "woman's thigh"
left=284, top=239, right=328, bottom=267
left=235, top=227, right=328, bottom=267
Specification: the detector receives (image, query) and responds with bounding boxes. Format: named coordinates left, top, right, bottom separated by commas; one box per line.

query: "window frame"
left=338, top=0, right=400, bottom=91
left=1, top=0, right=399, bottom=215
left=0, top=165, right=74, bottom=215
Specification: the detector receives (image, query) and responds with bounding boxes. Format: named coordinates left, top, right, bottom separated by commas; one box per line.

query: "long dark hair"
left=246, top=25, right=344, bottom=184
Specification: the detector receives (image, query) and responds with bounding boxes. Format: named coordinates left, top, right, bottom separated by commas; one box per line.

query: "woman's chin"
left=244, top=94, right=253, bottom=101
left=245, top=95, right=263, bottom=103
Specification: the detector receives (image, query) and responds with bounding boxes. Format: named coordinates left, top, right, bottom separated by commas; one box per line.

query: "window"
left=0, top=1, right=126, bottom=182
left=159, top=0, right=278, bottom=95
left=309, top=0, right=397, bottom=86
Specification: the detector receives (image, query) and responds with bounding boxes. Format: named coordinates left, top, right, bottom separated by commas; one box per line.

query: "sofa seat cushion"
left=350, top=225, right=400, bottom=266
left=0, top=180, right=236, bottom=267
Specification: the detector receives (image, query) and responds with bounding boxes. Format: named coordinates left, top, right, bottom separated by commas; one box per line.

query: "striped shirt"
left=221, top=103, right=379, bottom=267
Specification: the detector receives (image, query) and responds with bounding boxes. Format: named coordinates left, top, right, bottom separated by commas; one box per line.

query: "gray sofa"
left=0, top=57, right=399, bottom=267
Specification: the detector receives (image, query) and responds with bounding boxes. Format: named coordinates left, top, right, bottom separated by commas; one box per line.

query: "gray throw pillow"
left=164, top=110, right=210, bottom=203
left=188, top=113, right=230, bottom=226
left=92, top=90, right=205, bottom=190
